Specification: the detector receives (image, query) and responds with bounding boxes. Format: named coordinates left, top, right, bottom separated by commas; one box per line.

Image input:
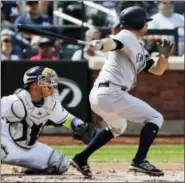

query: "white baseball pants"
left=89, top=83, right=163, bottom=137
left=1, top=133, right=53, bottom=170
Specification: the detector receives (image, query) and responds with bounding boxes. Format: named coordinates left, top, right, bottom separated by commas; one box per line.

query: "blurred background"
left=1, top=2, right=184, bottom=180
left=1, top=0, right=184, bottom=138
left=1, top=0, right=184, bottom=60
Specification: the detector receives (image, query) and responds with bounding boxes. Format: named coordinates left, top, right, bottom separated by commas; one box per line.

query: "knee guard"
left=47, top=150, right=70, bottom=174
left=109, top=118, right=127, bottom=137
left=1, top=144, right=9, bottom=162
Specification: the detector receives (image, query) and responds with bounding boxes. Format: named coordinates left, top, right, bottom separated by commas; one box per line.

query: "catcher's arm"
left=49, top=101, right=97, bottom=144
left=148, top=39, right=174, bottom=76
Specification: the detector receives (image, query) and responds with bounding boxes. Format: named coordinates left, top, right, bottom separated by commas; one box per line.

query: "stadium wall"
left=1, top=56, right=184, bottom=136
left=90, top=56, right=184, bottom=136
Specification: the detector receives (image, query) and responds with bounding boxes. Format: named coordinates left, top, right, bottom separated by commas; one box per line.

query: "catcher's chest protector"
left=9, top=90, right=56, bottom=149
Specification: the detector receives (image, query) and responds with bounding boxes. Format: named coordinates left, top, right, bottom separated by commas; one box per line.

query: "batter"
left=70, top=6, right=174, bottom=177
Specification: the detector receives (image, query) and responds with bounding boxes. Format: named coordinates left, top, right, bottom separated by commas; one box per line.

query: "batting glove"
left=156, top=39, right=174, bottom=58
left=89, top=40, right=103, bottom=51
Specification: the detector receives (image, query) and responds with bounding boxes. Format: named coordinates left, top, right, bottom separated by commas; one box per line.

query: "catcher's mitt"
left=72, top=123, right=97, bottom=144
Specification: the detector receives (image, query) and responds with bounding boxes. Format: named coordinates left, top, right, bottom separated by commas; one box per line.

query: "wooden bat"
left=17, top=24, right=89, bottom=46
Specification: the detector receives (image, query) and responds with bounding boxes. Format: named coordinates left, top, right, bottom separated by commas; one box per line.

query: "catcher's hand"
left=72, top=123, right=97, bottom=144
left=156, top=39, right=174, bottom=58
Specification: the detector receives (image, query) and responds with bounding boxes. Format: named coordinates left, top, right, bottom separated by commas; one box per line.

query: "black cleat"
left=129, top=160, right=164, bottom=177
left=21, top=167, right=42, bottom=175
left=70, top=155, right=92, bottom=177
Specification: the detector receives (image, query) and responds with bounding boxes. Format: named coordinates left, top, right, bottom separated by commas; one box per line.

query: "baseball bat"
left=17, top=24, right=89, bottom=46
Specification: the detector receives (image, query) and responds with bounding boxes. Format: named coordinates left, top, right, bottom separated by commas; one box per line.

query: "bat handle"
left=77, top=40, right=89, bottom=46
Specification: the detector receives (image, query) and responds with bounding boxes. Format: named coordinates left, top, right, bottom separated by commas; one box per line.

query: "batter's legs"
left=128, top=122, right=164, bottom=176
left=70, top=126, right=114, bottom=177
left=71, top=89, right=164, bottom=177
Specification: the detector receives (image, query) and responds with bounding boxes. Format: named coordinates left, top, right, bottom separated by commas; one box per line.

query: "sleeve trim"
left=143, top=59, right=155, bottom=72
left=111, top=39, right=124, bottom=51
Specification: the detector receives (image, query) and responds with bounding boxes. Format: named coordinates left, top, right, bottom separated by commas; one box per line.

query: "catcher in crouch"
left=1, top=66, right=97, bottom=174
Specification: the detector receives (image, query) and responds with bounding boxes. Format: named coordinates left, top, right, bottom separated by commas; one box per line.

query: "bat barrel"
left=17, top=24, right=87, bottom=45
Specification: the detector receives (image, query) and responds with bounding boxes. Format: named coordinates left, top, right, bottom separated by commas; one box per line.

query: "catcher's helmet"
left=120, top=6, right=153, bottom=30
left=23, top=66, right=45, bottom=85
left=23, top=66, right=58, bottom=86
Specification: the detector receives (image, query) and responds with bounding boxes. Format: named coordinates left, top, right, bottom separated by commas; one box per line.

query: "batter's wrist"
left=160, top=53, right=168, bottom=59
left=100, top=44, right=104, bottom=50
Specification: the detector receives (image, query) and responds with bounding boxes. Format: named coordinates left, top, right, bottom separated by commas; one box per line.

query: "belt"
left=98, top=82, right=127, bottom=91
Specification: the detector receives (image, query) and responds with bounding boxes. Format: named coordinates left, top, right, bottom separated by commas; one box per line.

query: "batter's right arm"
left=88, top=38, right=124, bottom=52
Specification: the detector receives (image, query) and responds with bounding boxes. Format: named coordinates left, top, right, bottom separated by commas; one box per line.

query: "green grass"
left=52, top=145, right=184, bottom=163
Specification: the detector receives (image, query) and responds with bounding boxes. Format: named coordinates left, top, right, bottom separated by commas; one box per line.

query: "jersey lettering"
left=96, top=30, right=151, bottom=90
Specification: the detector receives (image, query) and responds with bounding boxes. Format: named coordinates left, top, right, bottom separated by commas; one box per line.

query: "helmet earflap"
left=120, top=20, right=145, bottom=30
left=129, top=21, right=145, bottom=30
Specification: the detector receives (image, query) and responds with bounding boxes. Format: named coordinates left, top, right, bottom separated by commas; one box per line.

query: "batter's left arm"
left=148, top=39, right=174, bottom=76
left=148, top=55, right=168, bottom=76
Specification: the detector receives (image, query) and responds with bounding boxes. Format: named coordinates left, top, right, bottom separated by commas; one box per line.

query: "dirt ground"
left=39, top=135, right=184, bottom=145
left=1, top=163, right=184, bottom=182
left=1, top=136, right=184, bottom=182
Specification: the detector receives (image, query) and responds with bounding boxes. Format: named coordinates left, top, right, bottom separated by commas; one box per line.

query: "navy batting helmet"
left=120, top=6, right=153, bottom=30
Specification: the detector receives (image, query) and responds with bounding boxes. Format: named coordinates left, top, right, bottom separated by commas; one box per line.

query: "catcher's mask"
left=37, top=68, right=58, bottom=97
left=23, top=66, right=58, bottom=97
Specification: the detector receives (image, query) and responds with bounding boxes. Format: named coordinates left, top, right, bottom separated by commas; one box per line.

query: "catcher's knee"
left=47, top=150, right=70, bottom=174
left=1, top=144, right=9, bottom=162
left=109, top=119, right=127, bottom=137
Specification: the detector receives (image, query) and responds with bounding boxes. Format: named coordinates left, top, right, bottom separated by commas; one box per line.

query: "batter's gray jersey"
left=95, top=30, right=151, bottom=90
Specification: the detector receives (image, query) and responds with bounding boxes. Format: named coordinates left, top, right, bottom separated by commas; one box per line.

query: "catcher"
left=1, top=66, right=97, bottom=174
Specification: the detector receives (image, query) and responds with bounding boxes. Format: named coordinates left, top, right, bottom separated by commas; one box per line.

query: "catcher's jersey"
left=1, top=89, right=69, bottom=149
left=95, top=30, right=151, bottom=90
